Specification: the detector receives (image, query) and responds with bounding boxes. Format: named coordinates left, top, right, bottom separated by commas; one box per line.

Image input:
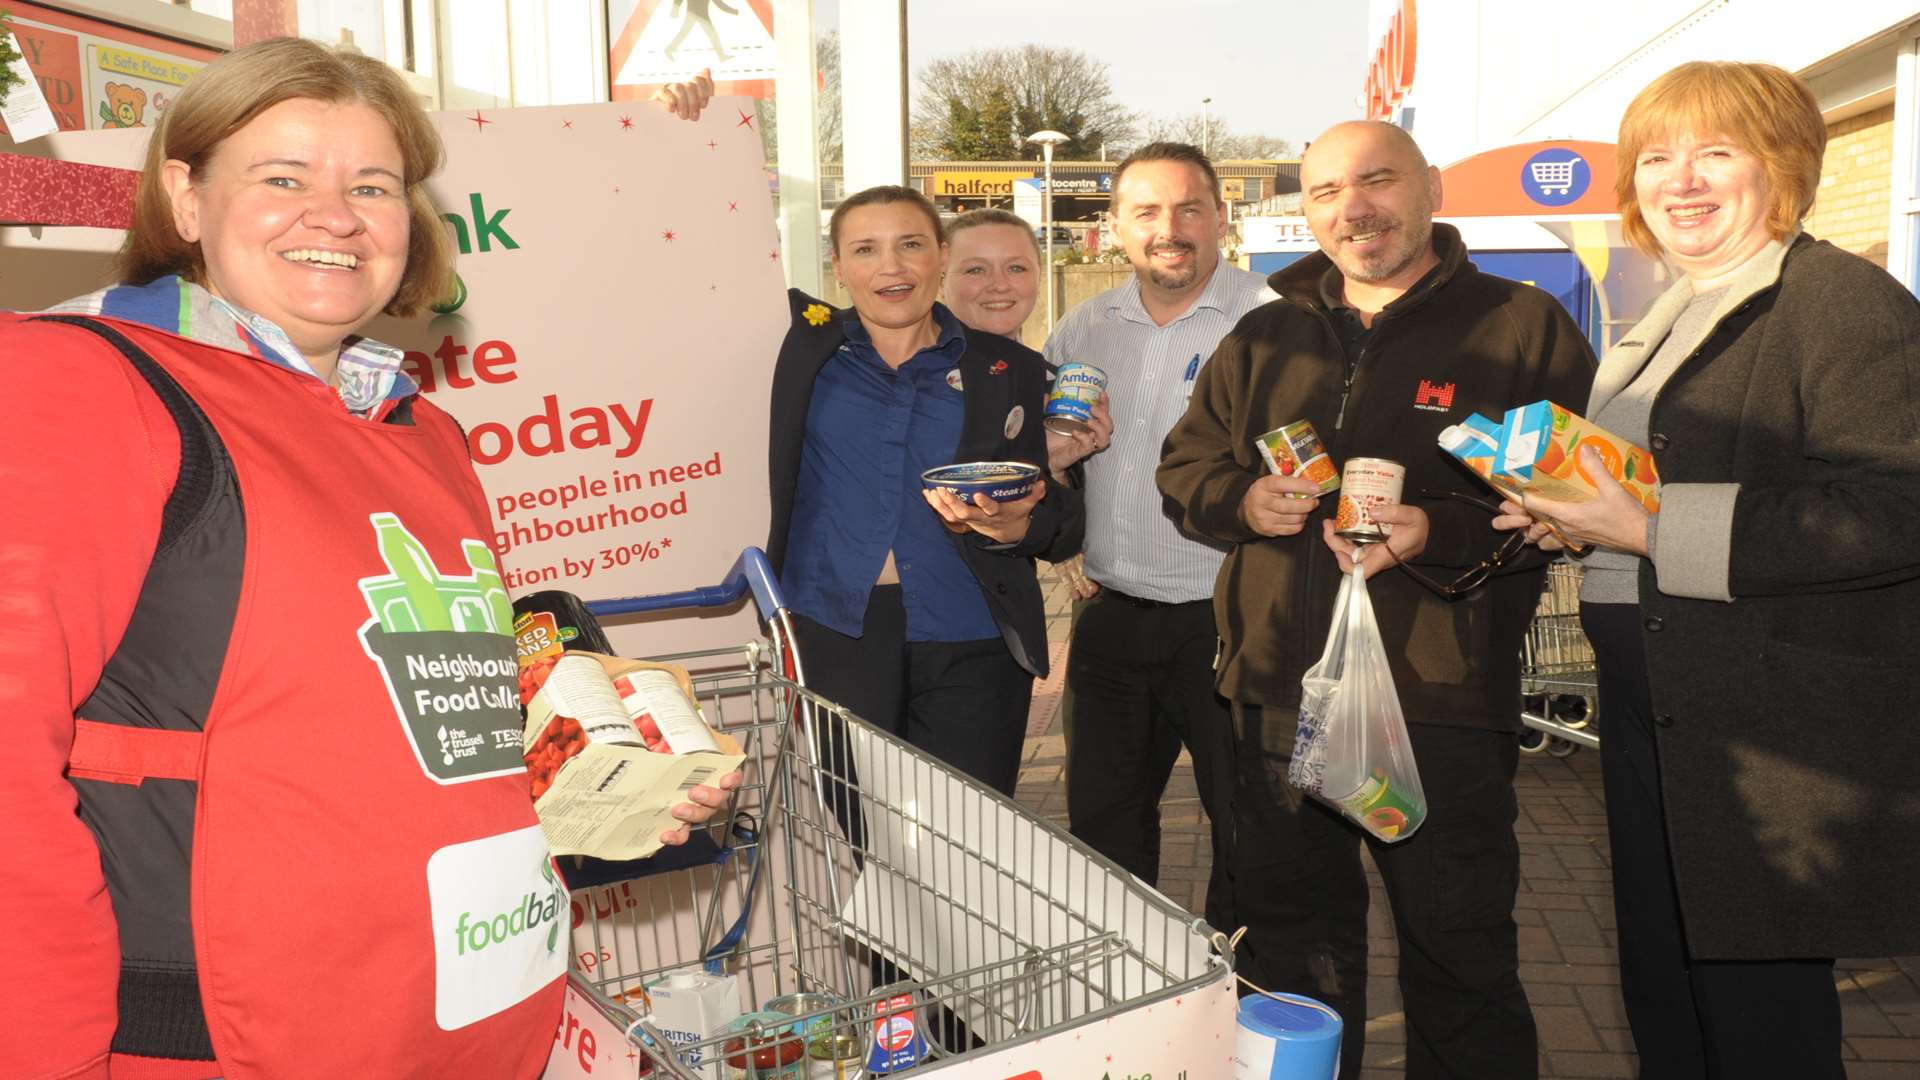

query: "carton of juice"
left=1439, top=402, right=1660, bottom=512
left=1436, top=413, right=1513, bottom=498
left=1496, top=401, right=1661, bottom=511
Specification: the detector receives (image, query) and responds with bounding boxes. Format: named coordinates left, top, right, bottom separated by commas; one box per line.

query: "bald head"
left=1303, top=121, right=1430, bottom=183
left=1299, top=120, right=1443, bottom=294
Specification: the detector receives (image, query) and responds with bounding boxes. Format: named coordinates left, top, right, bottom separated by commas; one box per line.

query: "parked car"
left=1033, top=224, right=1078, bottom=249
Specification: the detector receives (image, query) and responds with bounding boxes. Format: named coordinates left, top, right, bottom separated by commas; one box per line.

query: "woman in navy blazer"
left=767, top=186, right=1082, bottom=795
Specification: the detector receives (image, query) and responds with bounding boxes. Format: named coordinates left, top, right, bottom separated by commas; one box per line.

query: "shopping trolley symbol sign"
left=1520, top=149, right=1590, bottom=207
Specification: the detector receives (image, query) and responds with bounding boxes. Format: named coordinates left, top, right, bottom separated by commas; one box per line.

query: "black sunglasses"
left=1379, top=490, right=1526, bottom=599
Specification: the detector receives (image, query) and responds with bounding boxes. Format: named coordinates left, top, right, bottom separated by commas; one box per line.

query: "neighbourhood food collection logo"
left=356, top=512, right=527, bottom=784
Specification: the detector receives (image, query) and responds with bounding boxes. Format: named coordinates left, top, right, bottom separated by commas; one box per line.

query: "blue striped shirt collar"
left=1109, top=256, right=1241, bottom=325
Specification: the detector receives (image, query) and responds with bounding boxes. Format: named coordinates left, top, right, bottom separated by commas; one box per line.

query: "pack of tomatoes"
left=512, top=613, right=744, bottom=860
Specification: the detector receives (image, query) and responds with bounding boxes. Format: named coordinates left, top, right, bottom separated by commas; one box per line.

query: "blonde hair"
left=1616, top=61, right=1826, bottom=257
left=117, top=37, right=455, bottom=317
left=947, top=208, right=1041, bottom=260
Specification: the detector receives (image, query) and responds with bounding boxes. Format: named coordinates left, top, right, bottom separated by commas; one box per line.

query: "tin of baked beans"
left=1334, top=457, right=1405, bottom=542
left=1043, top=362, right=1107, bottom=435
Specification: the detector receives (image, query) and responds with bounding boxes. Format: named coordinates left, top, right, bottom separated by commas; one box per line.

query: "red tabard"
left=106, top=321, right=563, bottom=1078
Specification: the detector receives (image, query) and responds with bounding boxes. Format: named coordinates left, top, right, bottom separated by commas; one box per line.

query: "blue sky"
left=817, top=0, right=1372, bottom=150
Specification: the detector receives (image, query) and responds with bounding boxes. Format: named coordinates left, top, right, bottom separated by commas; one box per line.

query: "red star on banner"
left=662, top=229, right=677, bottom=241
left=769, top=250, right=781, bottom=260
left=619, top=115, right=635, bottom=130
left=562, top=119, right=573, bottom=129
left=735, top=108, right=755, bottom=129
left=707, top=139, right=718, bottom=150
left=661, top=538, right=673, bottom=548
left=467, top=111, right=491, bottom=132
left=728, top=201, right=739, bottom=212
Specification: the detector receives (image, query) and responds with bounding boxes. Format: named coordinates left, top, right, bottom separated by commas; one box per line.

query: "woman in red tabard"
left=0, top=39, right=732, bottom=1080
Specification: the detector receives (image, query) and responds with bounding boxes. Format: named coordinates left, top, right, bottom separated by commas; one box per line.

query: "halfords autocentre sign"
left=933, top=170, right=1031, bottom=196
left=1364, top=0, right=1417, bottom=121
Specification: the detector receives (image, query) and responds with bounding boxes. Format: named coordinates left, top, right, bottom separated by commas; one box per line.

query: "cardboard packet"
left=1440, top=401, right=1661, bottom=511
left=517, top=651, right=744, bottom=861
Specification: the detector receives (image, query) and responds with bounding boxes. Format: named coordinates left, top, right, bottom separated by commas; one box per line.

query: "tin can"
left=1331, top=768, right=1427, bottom=842
left=1235, top=992, right=1343, bottom=1079
left=1254, top=419, right=1340, bottom=496
left=863, top=983, right=928, bottom=1074
left=1043, top=362, right=1108, bottom=435
left=1334, top=457, right=1405, bottom=542
left=765, top=992, right=844, bottom=1044
left=722, top=1011, right=808, bottom=1078
left=807, top=1031, right=867, bottom=1079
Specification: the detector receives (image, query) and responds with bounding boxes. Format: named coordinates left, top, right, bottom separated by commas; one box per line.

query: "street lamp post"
left=1026, top=128, right=1069, bottom=332
left=1202, top=97, right=1212, bottom=157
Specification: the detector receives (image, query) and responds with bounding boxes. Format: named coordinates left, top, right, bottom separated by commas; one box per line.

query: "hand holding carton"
left=1440, top=401, right=1661, bottom=511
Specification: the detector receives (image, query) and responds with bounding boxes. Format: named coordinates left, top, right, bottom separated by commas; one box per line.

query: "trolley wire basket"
left=554, top=549, right=1233, bottom=1078
left=1520, top=560, right=1599, bottom=754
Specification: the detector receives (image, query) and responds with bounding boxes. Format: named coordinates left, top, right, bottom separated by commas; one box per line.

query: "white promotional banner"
left=368, top=100, right=786, bottom=657
left=1, top=99, right=787, bottom=657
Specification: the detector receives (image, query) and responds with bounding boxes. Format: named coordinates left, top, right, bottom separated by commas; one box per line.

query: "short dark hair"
left=828, top=185, right=944, bottom=255
left=1112, top=142, right=1222, bottom=205
left=946, top=208, right=1041, bottom=260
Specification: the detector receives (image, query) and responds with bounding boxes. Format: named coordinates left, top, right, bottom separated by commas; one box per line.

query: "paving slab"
left=1011, top=563, right=1920, bottom=1075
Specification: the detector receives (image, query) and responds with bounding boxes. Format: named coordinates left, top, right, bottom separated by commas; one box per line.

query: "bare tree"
left=913, top=46, right=1137, bottom=161
left=1142, top=112, right=1295, bottom=160
left=754, top=30, right=842, bottom=164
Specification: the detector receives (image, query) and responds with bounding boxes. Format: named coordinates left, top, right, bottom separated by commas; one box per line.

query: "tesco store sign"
left=1363, top=0, right=1418, bottom=121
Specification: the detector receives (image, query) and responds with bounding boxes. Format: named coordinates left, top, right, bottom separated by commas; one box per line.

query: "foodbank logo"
left=452, top=858, right=565, bottom=958
left=356, top=512, right=526, bottom=784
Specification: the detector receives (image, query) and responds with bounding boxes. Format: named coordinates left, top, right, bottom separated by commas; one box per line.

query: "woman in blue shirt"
left=766, top=186, right=1083, bottom=795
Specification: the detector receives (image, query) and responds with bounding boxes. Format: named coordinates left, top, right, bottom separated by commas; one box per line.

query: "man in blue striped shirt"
left=1044, top=143, right=1273, bottom=935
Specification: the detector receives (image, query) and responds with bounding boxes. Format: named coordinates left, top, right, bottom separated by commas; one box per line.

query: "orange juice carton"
left=1436, top=412, right=1515, bottom=499
left=1254, top=419, right=1341, bottom=495
left=1496, top=401, right=1661, bottom=511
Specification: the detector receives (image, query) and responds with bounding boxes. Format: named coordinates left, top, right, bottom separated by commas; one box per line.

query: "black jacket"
left=1617, top=235, right=1920, bottom=959
left=767, top=289, right=1082, bottom=677
left=1157, top=225, right=1596, bottom=728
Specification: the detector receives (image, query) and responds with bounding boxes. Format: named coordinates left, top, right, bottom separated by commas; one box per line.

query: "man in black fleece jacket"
left=1158, top=122, right=1594, bottom=1079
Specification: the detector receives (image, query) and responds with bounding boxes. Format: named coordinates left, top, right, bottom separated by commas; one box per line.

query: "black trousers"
left=1581, top=602, right=1843, bottom=1079
left=1065, top=591, right=1236, bottom=933
left=1233, top=704, right=1537, bottom=1080
left=790, top=585, right=1032, bottom=796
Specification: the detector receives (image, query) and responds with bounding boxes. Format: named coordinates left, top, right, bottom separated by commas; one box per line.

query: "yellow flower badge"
left=803, top=303, right=832, bottom=327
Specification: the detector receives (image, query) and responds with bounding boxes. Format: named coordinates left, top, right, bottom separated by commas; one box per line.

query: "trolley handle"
left=584, top=546, right=785, bottom=624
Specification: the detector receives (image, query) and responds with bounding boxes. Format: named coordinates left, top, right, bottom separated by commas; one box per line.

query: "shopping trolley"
left=1529, top=156, right=1584, bottom=197
left=1519, top=560, right=1599, bottom=756
left=546, top=548, right=1235, bottom=1078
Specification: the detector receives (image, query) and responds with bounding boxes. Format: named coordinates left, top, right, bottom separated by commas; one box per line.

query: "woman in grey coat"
left=1497, top=61, right=1920, bottom=1077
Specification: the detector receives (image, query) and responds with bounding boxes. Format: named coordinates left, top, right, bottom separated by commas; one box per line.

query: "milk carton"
left=644, top=968, right=742, bottom=1077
